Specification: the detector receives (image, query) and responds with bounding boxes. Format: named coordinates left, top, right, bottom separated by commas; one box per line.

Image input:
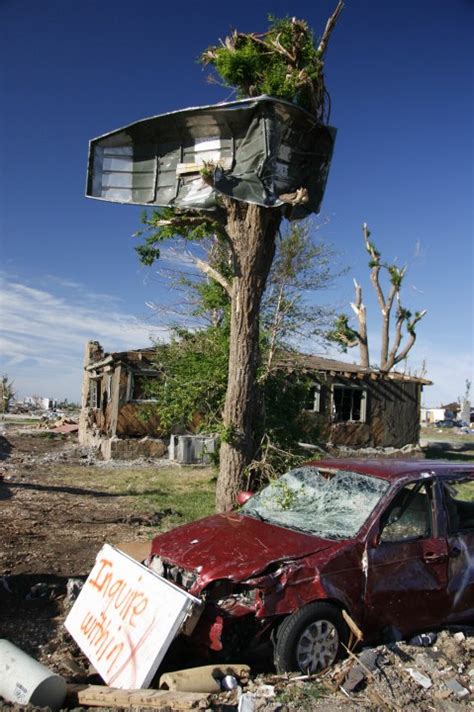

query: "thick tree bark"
left=216, top=200, right=281, bottom=512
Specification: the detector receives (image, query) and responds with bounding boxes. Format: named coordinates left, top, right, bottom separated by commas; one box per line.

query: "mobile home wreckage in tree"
left=79, top=341, right=430, bottom=460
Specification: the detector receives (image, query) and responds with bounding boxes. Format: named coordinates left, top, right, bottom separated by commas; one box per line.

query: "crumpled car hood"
left=150, top=512, right=337, bottom=584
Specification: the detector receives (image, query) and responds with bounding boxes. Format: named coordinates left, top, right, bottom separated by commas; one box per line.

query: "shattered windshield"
left=240, top=466, right=389, bottom=539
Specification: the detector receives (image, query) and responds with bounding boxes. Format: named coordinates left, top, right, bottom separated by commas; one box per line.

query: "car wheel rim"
left=295, top=619, right=339, bottom=673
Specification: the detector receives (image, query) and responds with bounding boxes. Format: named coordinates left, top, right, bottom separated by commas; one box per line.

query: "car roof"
left=305, top=458, right=474, bottom=482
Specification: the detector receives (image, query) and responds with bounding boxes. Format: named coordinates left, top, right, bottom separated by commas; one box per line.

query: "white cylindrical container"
left=0, top=639, right=66, bottom=710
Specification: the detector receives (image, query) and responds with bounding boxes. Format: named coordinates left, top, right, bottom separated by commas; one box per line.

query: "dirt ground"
left=0, top=425, right=172, bottom=681
left=1, top=424, right=473, bottom=711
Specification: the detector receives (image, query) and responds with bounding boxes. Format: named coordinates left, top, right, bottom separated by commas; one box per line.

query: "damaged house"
left=78, top=341, right=167, bottom=460
left=277, top=353, right=431, bottom=450
left=79, top=341, right=431, bottom=460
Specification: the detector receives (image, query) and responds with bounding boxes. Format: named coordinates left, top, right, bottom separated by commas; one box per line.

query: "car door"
left=364, top=479, right=449, bottom=637
left=442, top=474, right=474, bottom=622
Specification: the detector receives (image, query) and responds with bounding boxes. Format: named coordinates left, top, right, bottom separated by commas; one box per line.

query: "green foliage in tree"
left=134, top=207, right=225, bottom=268
left=200, top=10, right=343, bottom=119
left=262, top=369, right=320, bottom=451
left=326, top=314, right=359, bottom=352
left=201, top=17, right=322, bottom=110
left=145, top=326, right=230, bottom=432
left=145, top=324, right=319, bottom=477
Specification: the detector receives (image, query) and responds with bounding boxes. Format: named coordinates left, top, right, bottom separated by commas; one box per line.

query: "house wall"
left=307, top=376, right=421, bottom=449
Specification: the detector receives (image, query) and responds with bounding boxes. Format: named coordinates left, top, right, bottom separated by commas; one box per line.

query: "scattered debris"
left=445, top=677, right=470, bottom=699
left=159, top=664, right=250, bottom=693
left=408, top=632, right=437, bottom=647
left=1, top=423, right=473, bottom=711
left=66, top=577, right=84, bottom=605
left=406, top=667, right=432, bottom=689
left=342, top=649, right=379, bottom=693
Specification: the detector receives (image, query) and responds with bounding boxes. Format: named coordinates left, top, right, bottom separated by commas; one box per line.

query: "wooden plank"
left=78, top=684, right=210, bottom=710
left=176, top=158, right=232, bottom=175
left=113, top=540, right=152, bottom=563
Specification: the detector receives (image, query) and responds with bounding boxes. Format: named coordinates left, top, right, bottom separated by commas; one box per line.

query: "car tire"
left=274, top=602, right=349, bottom=674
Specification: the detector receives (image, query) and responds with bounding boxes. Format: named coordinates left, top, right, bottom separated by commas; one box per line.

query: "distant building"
left=420, top=407, right=445, bottom=424
left=24, top=396, right=57, bottom=410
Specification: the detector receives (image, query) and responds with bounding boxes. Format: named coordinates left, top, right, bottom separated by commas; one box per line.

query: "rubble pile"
left=1, top=581, right=473, bottom=712
left=301, top=631, right=474, bottom=710
left=36, top=415, right=79, bottom=433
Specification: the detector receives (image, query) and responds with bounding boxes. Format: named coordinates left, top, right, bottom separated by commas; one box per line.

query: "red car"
left=147, top=459, right=474, bottom=673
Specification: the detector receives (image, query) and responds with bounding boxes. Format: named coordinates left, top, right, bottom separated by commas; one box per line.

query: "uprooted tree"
left=136, top=5, right=344, bottom=512
left=327, top=223, right=427, bottom=372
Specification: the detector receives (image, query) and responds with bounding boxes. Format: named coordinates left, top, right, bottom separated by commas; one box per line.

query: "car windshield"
left=241, top=466, right=389, bottom=539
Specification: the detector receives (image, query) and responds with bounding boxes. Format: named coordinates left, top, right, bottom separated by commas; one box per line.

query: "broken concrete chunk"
left=405, top=667, right=432, bottom=689
left=342, top=648, right=379, bottom=693
left=445, top=678, right=470, bottom=699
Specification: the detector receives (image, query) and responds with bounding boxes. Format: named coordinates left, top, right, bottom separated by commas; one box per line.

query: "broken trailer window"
left=240, top=466, right=389, bottom=539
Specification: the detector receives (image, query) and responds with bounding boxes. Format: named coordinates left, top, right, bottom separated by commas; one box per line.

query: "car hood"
left=150, top=512, right=338, bottom=584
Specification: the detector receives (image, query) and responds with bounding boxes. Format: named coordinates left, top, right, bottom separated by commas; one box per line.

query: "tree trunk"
left=216, top=201, right=281, bottom=512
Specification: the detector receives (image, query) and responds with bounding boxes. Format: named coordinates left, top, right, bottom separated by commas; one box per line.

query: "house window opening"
left=130, top=373, right=159, bottom=402
left=305, top=384, right=322, bottom=412
left=89, top=378, right=102, bottom=409
left=333, top=385, right=367, bottom=422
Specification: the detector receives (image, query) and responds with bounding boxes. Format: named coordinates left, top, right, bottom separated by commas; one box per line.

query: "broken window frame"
left=331, top=383, right=367, bottom=423
left=378, top=480, right=434, bottom=544
left=305, top=383, right=323, bottom=413
left=127, top=371, right=160, bottom=403
left=88, top=376, right=102, bottom=409
left=442, top=476, right=474, bottom=534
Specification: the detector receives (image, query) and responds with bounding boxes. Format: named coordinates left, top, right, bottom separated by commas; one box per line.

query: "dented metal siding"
left=86, top=96, right=336, bottom=219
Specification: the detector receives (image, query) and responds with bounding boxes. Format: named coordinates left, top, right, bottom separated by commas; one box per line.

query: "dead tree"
left=329, top=223, right=427, bottom=372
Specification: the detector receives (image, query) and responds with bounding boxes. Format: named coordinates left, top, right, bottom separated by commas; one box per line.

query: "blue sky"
left=1, top=0, right=472, bottom=405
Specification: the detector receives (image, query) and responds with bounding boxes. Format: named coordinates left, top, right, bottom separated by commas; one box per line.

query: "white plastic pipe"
left=0, top=639, right=66, bottom=709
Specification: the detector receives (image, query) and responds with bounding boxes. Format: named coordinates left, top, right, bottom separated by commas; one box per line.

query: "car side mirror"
left=236, top=491, right=253, bottom=506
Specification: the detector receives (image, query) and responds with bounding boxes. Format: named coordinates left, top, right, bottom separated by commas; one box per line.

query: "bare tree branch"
left=318, top=1, right=345, bottom=56
left=350, top=278, right=369, bottom=367
left=193, top=257, right=232, bottom=296
left=390, top=309, right=427, bottom=367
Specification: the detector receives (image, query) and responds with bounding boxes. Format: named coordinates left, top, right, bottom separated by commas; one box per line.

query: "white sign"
left=65, top=544, right=200, bottom=689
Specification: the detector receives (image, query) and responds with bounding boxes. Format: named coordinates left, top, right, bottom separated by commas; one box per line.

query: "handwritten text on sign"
left=65, top=544, right=200, bottom=689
